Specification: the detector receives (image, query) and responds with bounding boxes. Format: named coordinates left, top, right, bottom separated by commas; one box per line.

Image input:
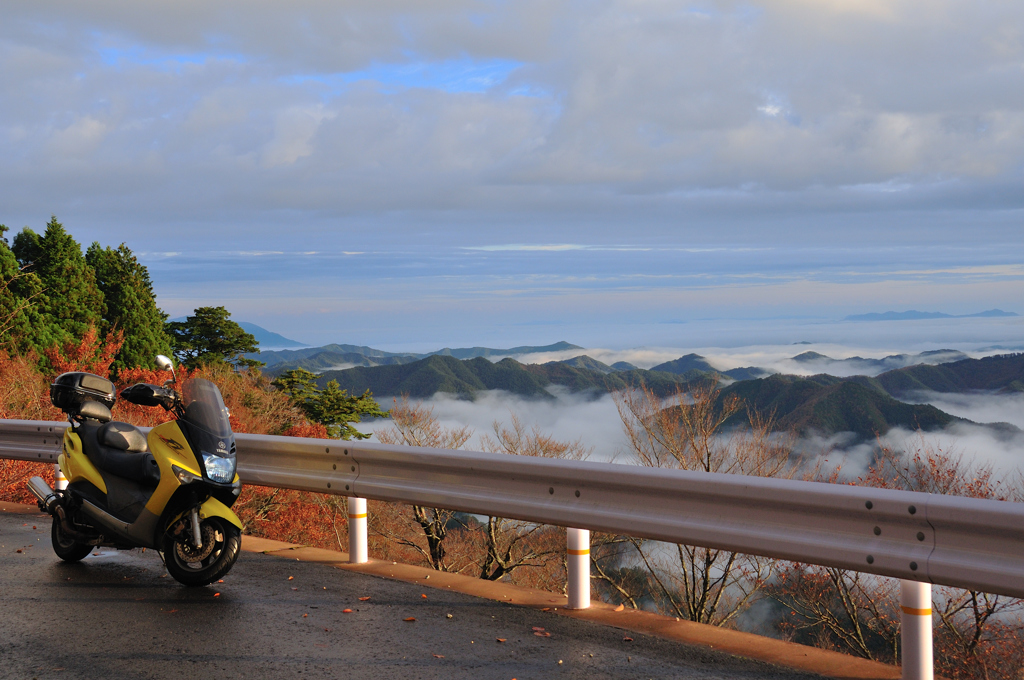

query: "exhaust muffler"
left=28, top=476, right=59, bottom=514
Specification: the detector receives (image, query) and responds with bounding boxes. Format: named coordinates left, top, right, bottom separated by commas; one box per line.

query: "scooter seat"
left=98, top=421, right=148, bottom=453
left=77, top=423, right=160, bottom=487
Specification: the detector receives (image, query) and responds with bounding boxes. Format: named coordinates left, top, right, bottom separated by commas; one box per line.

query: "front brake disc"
left=174, top=523, right=217, bottom=564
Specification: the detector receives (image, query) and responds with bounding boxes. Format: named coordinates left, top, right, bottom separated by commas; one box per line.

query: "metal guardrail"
left=0, top=420, right=66, bottom=465
left=3, top=419, right=1023, bottom=599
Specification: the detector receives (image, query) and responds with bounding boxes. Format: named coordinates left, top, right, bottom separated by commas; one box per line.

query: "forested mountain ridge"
left=306, top=351, right=1024, bottom=439
left=256, top=340, right=583, bottom=374
left=717, top=375, right=959, bottom=437
left=253, top=337, right=585, bottom=368
left=871, top=353, right=1024, bottom=395
left=309, top=354, right=692, bottom=400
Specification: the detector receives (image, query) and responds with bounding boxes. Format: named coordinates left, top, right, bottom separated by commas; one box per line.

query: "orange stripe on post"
left=567, top=548, right=590, bottom=556
left=901, top=606, right=932, bottom=616
left=348, top=513, right=367, bottom=519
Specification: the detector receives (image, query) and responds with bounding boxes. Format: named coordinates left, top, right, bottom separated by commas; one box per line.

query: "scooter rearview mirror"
left=155, top=354, right=177, bottom=385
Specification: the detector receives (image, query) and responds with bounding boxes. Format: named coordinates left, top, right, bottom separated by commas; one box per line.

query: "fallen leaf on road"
left=214, top=593, right=220, bottom=597
left=167, top=609, right=178, bottom=614
left=288, top=576, right=294, bottom=580
left=614, top=604, right=625, bottom=612
left=217, top=579, right=224, bottom=583
left=496, top=638, right=506, bottom=643
left=324, top=628, right=332, bottom=632
left=358, top=596, right=371, bottom=601
left=622, top=637, right=633, bottom=642
left=532, top=627, right=545, bottom=632
left=291, top=587, right=298, bottom=591
left=404, top=617, right=416, bottom=622
left=302, top=614, right=308, bottom=618
left=432, top=654, right=444, bottom=658
left=533, top=632, right=551, bottom=638
left=541, top=608, right=551, bottom=612
left=342, top=609, right=353, bottom=613
left=421, top=594, right=428, bottom=598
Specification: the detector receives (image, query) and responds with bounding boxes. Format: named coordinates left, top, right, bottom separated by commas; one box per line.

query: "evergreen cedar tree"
left=0, top=224, right=47, bottom=352
left=86, top=242, right=174, bottom=371
left=1, top=217, right=174, bottom=371
left=166, top=306, right=261, bottom=369
left=272, top=368, right=387, bottom=440
left=12, top=217, right=104, bottom=349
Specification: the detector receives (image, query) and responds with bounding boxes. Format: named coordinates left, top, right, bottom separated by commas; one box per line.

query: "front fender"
left=199, top=496, right=242, bottom=530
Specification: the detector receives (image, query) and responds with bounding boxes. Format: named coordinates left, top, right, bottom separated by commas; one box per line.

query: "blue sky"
left=2, top=0, right=1023, bottom=349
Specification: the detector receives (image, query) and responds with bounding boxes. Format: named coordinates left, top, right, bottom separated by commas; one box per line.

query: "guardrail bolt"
left=917, top=532, right=925, bottom=541
left=865, top=501, right=873, bottom=509
left=873, top=526, right=881, bottom=535
left=908, top=505, right=917, bottom=515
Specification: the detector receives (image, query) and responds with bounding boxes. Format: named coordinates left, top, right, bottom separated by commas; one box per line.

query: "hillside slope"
left=720, top=375, right=958, bottom=438
left=874, top=353, right=1024, bottom=395
left=313, top=355, right=692, bottom=399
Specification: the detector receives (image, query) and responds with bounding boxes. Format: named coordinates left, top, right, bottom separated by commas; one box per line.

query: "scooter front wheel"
left=51, top=515, right=92, bottom=562
left=162, top=516, right=241, bottom=586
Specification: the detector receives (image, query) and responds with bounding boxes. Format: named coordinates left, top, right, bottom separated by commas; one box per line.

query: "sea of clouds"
left=361, top=340, right=1024, bottom=485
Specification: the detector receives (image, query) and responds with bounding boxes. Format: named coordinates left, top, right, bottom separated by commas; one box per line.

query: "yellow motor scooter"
left=29, top=355, right=244, bottom=586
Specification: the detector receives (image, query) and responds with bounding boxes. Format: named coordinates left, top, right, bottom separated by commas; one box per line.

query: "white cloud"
left=366, top=388, right=630, bottom=463
left=903, top=391, right=1024, bottom=430
left=3, top=0, right=1023, bottom=219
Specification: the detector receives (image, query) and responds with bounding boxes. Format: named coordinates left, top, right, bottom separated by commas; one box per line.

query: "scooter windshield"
left=180, top=378, right=232, bottom=438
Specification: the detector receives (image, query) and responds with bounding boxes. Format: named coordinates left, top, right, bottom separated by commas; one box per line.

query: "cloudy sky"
left=2, top=0, right=1022, bottom=349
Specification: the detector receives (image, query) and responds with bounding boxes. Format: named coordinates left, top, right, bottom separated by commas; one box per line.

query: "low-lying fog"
left=363, top=387, right=1024, bottom=480
left=362, top=338, right=1024, bottom=483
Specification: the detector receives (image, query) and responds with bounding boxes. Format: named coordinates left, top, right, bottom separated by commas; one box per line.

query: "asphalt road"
left=0, top=510, right=824, bottom=680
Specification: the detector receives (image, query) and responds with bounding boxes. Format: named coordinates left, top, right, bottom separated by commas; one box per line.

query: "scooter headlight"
left=202, top=453, right=236, bottom=483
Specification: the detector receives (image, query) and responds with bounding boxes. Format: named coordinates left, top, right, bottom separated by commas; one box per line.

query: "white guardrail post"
left=900, top=580, right=933, bottom=680
left=348, top=497, right=368, bottom=563
left=566, top=527, right=590, bottom=609
left=54, top=463, right=67, bottom=491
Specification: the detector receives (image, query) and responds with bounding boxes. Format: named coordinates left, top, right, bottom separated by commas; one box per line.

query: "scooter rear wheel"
left=51, top=515, right=92, bottom=562
left=162, top=516, right=241, bottom=586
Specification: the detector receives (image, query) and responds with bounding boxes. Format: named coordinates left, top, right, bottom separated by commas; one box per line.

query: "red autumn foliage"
left=44, top=326, right=124, bottom=378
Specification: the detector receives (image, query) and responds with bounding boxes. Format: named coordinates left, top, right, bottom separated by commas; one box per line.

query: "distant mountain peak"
left=845, top=309, right=1018, bottom=322
left=651, top=354, right=717, bottom=375
left=792, top=351, right=831, bottom=362
left=236, top=322, right=308, bottom=348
